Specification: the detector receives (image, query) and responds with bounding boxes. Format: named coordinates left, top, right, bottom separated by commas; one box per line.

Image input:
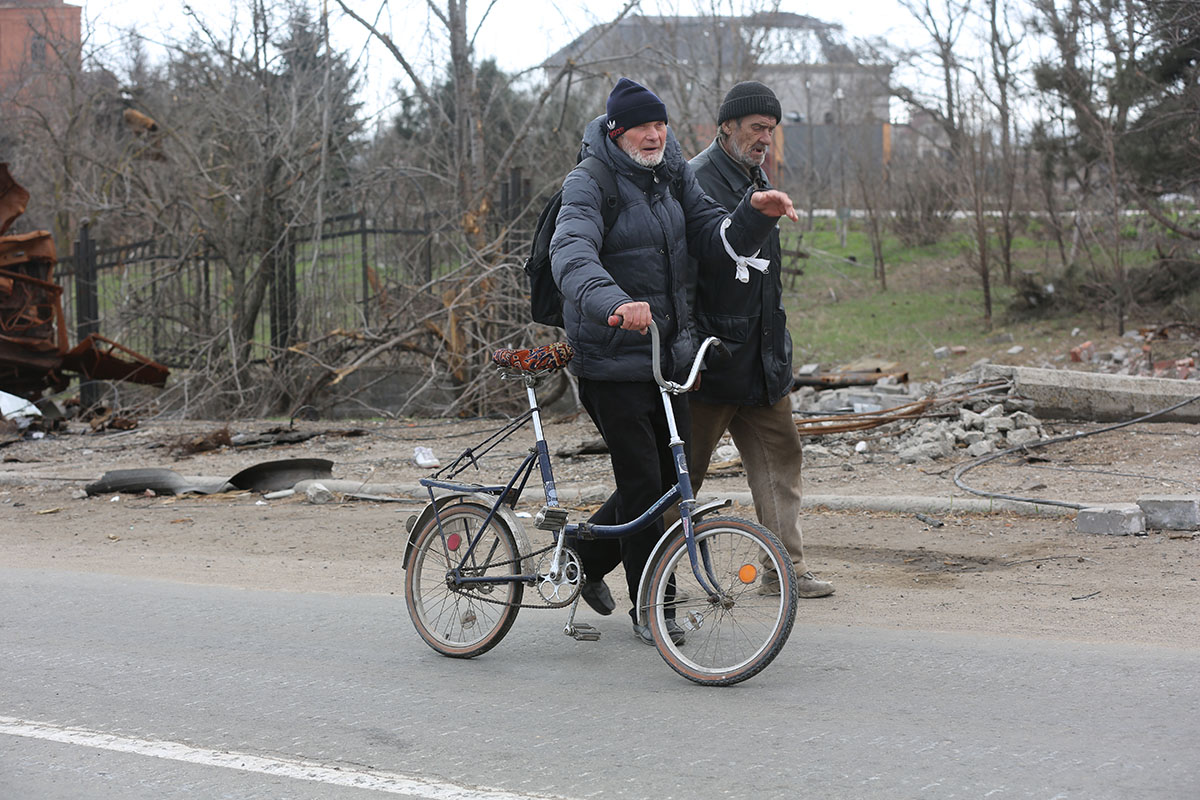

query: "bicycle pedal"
left=565, top=623, right=601, bottom=641
left=535, top=505, right=569, bottom=531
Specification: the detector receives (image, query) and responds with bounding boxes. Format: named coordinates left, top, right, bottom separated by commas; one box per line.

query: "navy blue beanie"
left=605, top=77, right=668, bottom=140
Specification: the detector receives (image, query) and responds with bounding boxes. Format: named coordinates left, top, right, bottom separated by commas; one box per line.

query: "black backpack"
left=524, top=156, right=620, bottom=328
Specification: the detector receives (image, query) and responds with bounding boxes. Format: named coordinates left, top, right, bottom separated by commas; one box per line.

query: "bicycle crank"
left=535, top=546, right=583, bottom=607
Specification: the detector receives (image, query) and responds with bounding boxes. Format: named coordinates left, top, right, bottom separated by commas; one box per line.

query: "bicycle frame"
left=416, top=324, right=730, bottom=600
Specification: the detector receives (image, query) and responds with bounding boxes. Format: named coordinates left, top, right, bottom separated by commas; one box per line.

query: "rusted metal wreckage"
left=0, top=164, right=167, bottom=401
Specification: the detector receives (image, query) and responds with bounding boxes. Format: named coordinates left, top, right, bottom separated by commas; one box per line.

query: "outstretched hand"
left=750, top=189, right=800, bottom=222
left=609, top=301, right=651, bottom=334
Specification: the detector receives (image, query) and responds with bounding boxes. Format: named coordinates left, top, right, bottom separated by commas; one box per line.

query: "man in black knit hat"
left=687, top=80, right=835, bottom=599
left=550, top=77, right=801, bottom=642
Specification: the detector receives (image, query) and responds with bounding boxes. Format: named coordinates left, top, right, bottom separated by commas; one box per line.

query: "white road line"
left=0, top=716, right=565, bottom=800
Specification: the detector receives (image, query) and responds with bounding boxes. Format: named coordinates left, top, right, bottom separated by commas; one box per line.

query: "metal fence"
left=55, top=211, right=464, bottom=370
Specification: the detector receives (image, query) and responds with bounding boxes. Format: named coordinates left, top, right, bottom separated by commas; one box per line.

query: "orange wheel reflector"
left=738, top=564, right=758, bottom=584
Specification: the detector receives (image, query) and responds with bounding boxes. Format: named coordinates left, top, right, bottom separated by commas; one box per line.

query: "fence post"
left=269, top=226, right=295, bottom=351
left=423, top=210, right=433, bottom=285
left=359, top=209, right=370, bottom=329
left=72, top=220, right=100, bottom=409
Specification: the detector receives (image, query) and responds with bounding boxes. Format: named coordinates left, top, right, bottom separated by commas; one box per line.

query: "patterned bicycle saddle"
left=490, top=342, right=574, bottom=373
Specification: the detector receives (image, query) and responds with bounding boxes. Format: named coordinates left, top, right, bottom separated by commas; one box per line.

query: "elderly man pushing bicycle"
left=549, top=77, right=799, bottom=643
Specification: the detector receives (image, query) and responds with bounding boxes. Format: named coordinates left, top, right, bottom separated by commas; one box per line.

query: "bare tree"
left=981, top=0, right=1023, bottom=284
left=1028, top=0, right=1156, bottom=334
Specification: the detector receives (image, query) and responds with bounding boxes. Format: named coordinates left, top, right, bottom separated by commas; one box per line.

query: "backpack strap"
left=575, top=156, right=620, bottom=233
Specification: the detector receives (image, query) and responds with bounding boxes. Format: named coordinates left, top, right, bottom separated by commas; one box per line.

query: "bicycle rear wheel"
left=644, top=516, right=796, bottom=686
left=405, top=502, right=524, bottom=658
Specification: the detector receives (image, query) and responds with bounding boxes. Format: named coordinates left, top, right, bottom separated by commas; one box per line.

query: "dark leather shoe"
left=632, top=619, right=686, bottom=646
left=580, top=579, right=615, bottom=615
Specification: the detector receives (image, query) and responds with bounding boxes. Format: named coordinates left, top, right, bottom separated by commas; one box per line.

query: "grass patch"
left=781, top=222, right=1065, bottom=382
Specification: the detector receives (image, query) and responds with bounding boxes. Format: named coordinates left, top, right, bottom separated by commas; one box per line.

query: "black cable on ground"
left=952, top=393, right=1200, bottom=510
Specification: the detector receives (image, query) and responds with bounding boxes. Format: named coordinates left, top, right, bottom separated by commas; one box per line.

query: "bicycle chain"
left=445, top=541, right=587, bottom=610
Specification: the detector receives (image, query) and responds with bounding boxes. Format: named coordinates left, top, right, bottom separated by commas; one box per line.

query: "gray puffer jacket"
left=549, top=115, right=778, bottom=383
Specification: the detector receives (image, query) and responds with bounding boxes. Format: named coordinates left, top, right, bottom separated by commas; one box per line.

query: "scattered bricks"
left=1070, top=340, right=1096, bottom=362
left=950, top=345, right=968, bottom=356
left=1007, top=345, right=1025, bottom=355
left=1076, top=504, right=1145, bottom=535
left=1136, top=495, right=1200, bottom=530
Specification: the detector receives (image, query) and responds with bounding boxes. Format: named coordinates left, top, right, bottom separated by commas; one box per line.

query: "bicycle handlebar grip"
left=709, top=339, right=731, bottom=365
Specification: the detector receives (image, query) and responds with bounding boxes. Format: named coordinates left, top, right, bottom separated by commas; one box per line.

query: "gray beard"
left=621, top=140, right=665, bottom=168
left=630, top=150, right=665, bottom=168
left=731, top=141, right=766, bottom=170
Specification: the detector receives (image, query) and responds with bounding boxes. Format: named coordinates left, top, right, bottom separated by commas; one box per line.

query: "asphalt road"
left=3, top=567, right=1198, bottom=800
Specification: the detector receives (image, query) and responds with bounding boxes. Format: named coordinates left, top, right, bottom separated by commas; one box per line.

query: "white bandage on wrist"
left=719, top=217, right=770, bottom=283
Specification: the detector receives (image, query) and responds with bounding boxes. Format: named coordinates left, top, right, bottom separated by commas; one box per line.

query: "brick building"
left=0, top=0, right=81, bottom=96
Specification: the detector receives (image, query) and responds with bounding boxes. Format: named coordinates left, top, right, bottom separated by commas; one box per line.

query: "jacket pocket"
left=695, top=312, right=750, bottom=344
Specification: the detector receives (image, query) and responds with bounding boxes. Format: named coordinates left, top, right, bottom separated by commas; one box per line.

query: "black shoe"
left=580, top=579, right=615, bottom=616
left=632, top=619, right=686, bottom=646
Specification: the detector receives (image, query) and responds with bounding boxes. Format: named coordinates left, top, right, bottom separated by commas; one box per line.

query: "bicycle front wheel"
left=405, top=502, right=524, bottom=658
left=644, top=516, right=797, bottom=686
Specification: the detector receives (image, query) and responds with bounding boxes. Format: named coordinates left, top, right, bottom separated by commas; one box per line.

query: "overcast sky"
left=83, top=0, right=930, bottom=121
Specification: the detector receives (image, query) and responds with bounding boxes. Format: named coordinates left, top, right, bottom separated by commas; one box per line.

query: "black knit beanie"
left=718, top=81, right=782, bottom=125
left=605, top=77, right=669, bottom=140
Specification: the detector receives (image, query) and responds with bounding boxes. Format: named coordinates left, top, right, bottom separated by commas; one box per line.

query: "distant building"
left=543, top=11, right=892, bottom=191
left=0, top=0, right=81, bottom=98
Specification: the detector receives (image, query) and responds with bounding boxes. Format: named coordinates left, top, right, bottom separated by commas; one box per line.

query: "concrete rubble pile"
left=785, top=366, right=1048, bottom=464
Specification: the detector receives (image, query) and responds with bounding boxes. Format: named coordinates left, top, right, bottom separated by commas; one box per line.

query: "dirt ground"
left=1, top=411, right=1198, bottom=649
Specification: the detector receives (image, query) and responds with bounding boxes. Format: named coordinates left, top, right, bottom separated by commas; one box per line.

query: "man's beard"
left=620, top=139, right=665, bottom=168
left=730, top=137, right=767, bottom=170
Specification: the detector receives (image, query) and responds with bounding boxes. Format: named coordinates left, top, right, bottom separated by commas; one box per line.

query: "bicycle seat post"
left=513, top=370, right=571, bottom=545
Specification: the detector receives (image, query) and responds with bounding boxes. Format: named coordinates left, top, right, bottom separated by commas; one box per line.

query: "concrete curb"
left=0, top=472, right=1076, bottom=517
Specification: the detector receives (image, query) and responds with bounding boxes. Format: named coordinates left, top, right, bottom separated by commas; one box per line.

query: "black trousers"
left=572, top=377, right=691, bottom=621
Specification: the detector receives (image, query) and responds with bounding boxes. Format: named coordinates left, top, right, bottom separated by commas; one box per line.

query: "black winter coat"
left=549, top=116, right=777, bottom=383
left=689, top=138, right=794, bottom=406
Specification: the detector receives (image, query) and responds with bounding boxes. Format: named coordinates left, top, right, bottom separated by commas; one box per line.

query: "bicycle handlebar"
left=608, top=313, right=727, bottom=394
left=648, top=321, right=727, bottom=394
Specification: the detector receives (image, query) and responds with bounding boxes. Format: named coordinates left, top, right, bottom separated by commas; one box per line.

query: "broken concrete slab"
left=1136, top=495, right=1200, bottom=530
left=1076, top=503, right=1146, bottom=535
left=983, top=365, right=1200, bottom=423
